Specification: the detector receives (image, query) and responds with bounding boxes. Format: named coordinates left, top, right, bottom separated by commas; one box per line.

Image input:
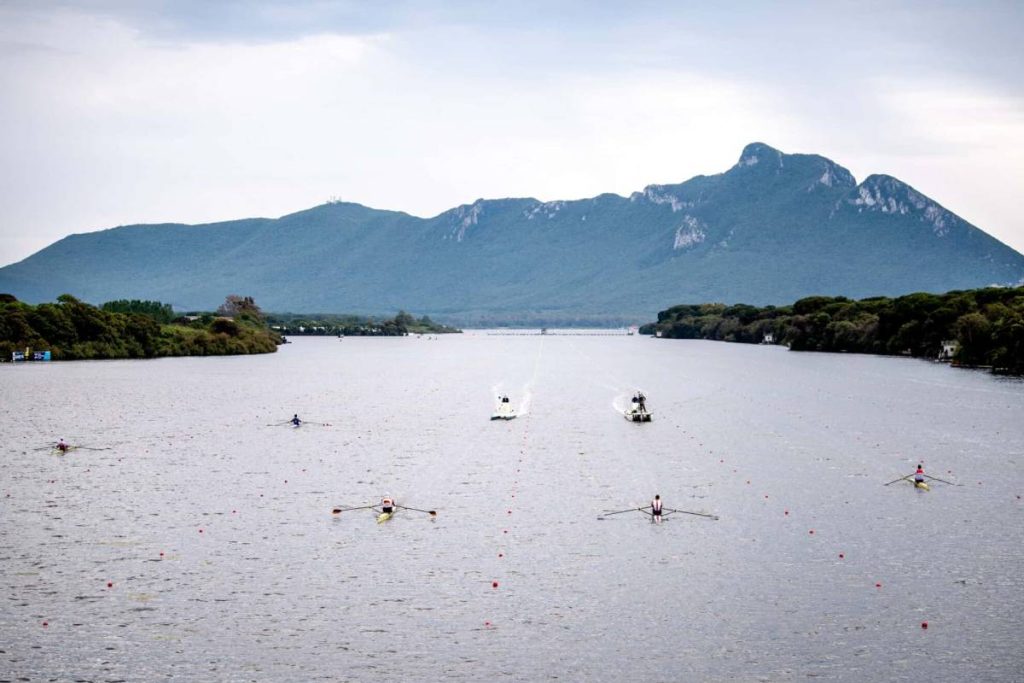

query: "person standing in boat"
left=638, top=392, right=647, bottom=413
left=380, top=496, right=395, bottom=514
left=291, top=414, right=301, bottom=427
left=650, top=494, right=663, bottom=522
left=914, top=464, right=925, bottom=485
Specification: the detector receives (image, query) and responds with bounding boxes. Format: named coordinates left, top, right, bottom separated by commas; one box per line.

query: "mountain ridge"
left=2, top=142, right=1022, bottom=321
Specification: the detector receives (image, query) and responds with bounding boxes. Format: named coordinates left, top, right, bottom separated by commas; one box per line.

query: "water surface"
left=2, top=335, right=1022, bottom=681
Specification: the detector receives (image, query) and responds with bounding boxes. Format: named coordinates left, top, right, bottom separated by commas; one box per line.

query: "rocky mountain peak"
left=735, top=142, right=784, bottom=169
left=845, top=175, right=960, bottom=237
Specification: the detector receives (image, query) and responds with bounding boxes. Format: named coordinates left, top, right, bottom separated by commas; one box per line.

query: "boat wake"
left=518, top=384, right=533, bottom=417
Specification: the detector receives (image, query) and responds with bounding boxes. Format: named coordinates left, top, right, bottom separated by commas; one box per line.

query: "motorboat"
left=491, top=396, right=517, bottom=420
left=624, top=393, right=652, bottom=422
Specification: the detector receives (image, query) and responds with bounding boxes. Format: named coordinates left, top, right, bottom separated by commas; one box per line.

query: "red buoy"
left=921, top=621, right=928, bottom=629
left=809, top=530, right=815, bottom=535
left=107, top=582, right=113, bottom=588
left=491, top=581, right=498, bottom=588
left=838, top=553, right=844, bottom=559
left=875, top=582, right=882, bottom=588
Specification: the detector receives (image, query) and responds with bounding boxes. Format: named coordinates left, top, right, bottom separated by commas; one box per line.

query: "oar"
left=598, top=507, right=646, bottom=519
left=331, top=504, right=377, bottom=515
left=923, top=474, right=959, bottom=486
left=883, top=475, right=912, bottom=486
left=76, top=446, right=110, bottom=451
left=602, top=507, right=646, bottom=516
left=665, top=508, right=719, bottom=520
left=303, top=421, right=333, bottom=427
left=396, top=504, right=437, bottom=517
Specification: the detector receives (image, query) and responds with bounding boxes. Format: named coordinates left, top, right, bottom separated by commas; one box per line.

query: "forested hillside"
left=644, top=287, right=1024, bottom=374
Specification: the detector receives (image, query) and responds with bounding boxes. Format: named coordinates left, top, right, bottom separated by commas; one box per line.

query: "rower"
left=56, top=439, right=69, bottom=453
left=380, top=496, right=395, bottom=514
left=651, top=494, right=663, bottom=522
left=914, top=464, right=925, bottom=484
left=291, top=414, right=301, bottom=427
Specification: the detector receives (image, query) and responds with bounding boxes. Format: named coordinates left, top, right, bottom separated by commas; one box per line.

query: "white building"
left=938, top=339, right=959, bottom=361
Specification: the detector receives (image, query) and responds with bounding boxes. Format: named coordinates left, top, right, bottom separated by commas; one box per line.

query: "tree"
left=955, top=312, right=992, bottom=365
left=216, top=295, right=263, bottom=320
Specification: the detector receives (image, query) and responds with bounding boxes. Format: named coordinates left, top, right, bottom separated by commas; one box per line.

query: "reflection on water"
left=1, top=335, right=1022, bottom=681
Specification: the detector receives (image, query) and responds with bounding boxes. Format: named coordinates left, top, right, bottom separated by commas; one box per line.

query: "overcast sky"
left=1, top=0, right=1022, bottom=265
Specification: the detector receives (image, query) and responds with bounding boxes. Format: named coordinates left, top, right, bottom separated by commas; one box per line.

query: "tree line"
left=641, top=287, right=1024, bottom=374
left=267, top=310, right=460, bottom=336
left=0, top=294, right=280, bottom=361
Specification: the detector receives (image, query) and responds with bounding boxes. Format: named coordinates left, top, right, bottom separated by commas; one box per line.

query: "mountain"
left=2, top=143, right=1022, bottom=322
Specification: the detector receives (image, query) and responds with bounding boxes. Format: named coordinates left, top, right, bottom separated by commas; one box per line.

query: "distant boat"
left=491, top=396, right=517, bottom=421
left=624, top=405, right=653, bottom=422
left=624, top=393, right=652, bottom=422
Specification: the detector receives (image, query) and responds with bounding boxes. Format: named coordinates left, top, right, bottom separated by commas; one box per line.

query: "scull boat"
left=377, top=510, right=395, bottom=523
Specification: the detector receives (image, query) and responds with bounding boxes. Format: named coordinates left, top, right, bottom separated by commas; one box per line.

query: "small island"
left=643, top=286, right=1024, bottom=375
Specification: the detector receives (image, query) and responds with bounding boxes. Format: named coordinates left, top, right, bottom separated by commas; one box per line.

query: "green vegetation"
left=267, top=310, right=460, bottom=336
left=101, top=299, right=175, bottom=324
left=0, top=294, right=280, bottom=361
left=643, top=287, right=1024, bottom=374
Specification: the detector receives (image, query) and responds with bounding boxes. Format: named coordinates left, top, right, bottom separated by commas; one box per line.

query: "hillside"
left=2, top=143, right=1022, bottom=322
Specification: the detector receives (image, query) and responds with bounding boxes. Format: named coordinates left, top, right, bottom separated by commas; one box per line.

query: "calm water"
left=1, top=334, right=1022, bottom=681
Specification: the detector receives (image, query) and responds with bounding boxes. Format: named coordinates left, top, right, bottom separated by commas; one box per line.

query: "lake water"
left=1, top=334, right=1022, bottom=681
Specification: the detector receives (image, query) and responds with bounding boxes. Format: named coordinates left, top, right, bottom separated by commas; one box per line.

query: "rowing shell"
left=377, top=511, right=395, bottom=523
left=914, top=480, right=930, bottom=491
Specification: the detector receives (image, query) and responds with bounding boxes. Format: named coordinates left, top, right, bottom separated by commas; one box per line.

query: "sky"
left=0, top=0, right=1022, bottom=266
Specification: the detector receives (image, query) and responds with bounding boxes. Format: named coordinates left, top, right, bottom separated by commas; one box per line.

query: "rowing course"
left=0, top=335, right=1022, bottom=681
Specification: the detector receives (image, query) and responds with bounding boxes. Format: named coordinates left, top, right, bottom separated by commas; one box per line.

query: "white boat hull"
left=491, top=403, right=517, bottom=420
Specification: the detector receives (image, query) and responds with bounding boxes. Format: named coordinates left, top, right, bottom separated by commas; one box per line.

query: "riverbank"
left=642, top=286, right=1024, bottom=374
left=0, top=294, right=279, bottom=361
